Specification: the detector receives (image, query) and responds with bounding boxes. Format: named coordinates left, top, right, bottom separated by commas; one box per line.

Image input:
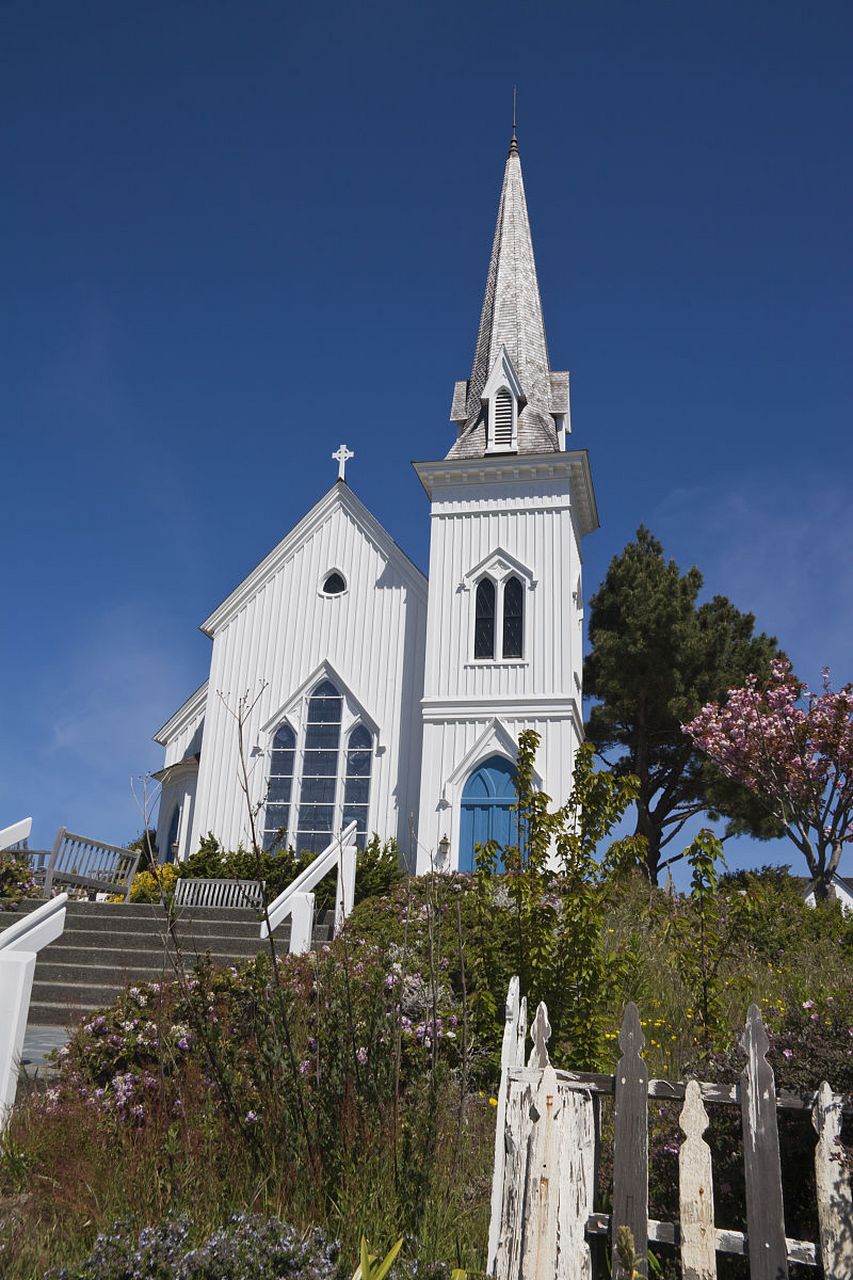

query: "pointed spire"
left=448, top=136, right=565, bottom=459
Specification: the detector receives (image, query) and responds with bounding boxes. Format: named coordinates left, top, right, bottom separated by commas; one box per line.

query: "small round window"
left=322, top=571, right=346, bottom=595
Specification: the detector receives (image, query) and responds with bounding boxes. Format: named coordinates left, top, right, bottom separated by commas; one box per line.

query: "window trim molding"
left=464, top=551, right=533, bottom=664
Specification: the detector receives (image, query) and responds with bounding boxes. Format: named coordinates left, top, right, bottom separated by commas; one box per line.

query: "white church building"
left=152, top=132, right=598, bottom=875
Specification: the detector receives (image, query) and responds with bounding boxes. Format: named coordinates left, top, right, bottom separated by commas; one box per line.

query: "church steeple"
left=447, top=135, right=569, bottom=459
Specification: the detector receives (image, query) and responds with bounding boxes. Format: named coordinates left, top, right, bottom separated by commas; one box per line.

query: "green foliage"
left=358, top=1235, right=403, bottom=1280
left=353, top=836, right=404, bottom=907
left=584, top=525, right=783, bottom=880
left=7, top=784, right=853, bottom=1280
left=127, top=830, right=159, bottom=872
left=658, top=830, right=731, bottom=1053
left=178, top=834, right=402, bottom=911
left=0, top=852, right=39, bottom=904
left=475, top=733, right=644, bottom=1068
left=6, top=914, right=490, bottom=1279
left=50, top=1215, right=343, bottom=1280
left=127, top=863, right=179, bottom=903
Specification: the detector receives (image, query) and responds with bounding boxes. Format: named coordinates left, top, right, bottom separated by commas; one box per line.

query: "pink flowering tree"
left=683, top=659, right=853, bottom=900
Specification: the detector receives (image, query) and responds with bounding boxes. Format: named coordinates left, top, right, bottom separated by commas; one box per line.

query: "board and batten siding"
left=414, top=459, right=585, bottom=871
left=188, top=489, right=427, bottom=861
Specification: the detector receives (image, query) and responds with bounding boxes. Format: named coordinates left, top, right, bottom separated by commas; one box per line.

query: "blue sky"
left=2, top=1, right=851, bottom=879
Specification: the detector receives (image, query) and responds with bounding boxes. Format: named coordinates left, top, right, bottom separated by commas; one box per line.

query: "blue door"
left=459, top=756, right=517, bottom=873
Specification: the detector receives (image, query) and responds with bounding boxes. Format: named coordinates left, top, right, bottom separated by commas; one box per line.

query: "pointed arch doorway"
left=458, top=755, right=517, bottom=873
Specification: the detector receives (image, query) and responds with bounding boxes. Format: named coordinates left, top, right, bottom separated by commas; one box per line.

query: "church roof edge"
left=199, top=482, right=427, bottom=638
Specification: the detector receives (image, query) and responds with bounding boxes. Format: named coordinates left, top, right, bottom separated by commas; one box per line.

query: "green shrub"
left=51, top=1215, right=343, bottom=1280
left=0, top=852, right=39, bottom=905
left=177, top=834, right=403, bottom=911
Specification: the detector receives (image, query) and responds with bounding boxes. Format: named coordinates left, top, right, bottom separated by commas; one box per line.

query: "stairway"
left=0, top=899, right=334, bottom=1028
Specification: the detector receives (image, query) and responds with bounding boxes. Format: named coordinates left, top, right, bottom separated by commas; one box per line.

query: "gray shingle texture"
left=448, top=144, right=561, bottom=459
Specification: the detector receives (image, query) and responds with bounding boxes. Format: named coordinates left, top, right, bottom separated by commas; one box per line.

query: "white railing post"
left=0, top=893, right=67, bottom=1129
left=335, top=839, right=357, bottom=935
left=289, top=892, right=315, bottom=955
left=0, top=952, right=37, bottom=1123
left=0, top=818, right=32, bottom=853
left=261, top=822, right=358, bottom=951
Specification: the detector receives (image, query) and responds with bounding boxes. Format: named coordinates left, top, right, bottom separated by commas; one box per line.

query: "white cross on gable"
left=332, top=443, right=354, bottom=482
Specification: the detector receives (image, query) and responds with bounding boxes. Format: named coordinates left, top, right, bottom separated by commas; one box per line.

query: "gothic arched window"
left=263, top=722, right=296, bottom=850
left=296, top=680, right=343, bottom=854
left=343, top=724, right=372, bottom=845
left=263, top=679, right=375, bottom=854
left=474, top=579, right=496, bottom=659
left=502, top=575, right=524, bottom=658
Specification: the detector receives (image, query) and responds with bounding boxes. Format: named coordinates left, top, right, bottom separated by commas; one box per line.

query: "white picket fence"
left=0, top=893, right=68, bottom=1128
left=261, top=821, right=358, bottom=954
left=489, top=978, right=853, bottom=1280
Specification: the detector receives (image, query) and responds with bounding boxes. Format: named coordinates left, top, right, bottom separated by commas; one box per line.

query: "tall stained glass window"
left=263, top=723, right=296, bottom=850
left=296, top=680, right=343, bottom=853
left=502, top=576, right=524, bottom=658
left=343, top=724, right=372, bottom=845
left=474, top=578, right=496, bottom=659
left=264, top=680, right=374, bottom=856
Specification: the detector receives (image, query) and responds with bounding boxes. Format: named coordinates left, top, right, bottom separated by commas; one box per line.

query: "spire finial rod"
left=509, top=85, right=519, bottom=155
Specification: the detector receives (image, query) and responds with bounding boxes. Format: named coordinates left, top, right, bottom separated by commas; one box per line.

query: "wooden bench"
left=173, top=877, right=264, bottom=910
left=39, top=828, right=141, bottom=901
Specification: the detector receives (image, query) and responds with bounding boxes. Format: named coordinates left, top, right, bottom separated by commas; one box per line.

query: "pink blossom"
left=684, top=660, right=853, bottom=892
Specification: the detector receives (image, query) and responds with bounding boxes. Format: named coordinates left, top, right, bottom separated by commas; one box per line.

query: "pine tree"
left=584, top=526, right=782, bottom=881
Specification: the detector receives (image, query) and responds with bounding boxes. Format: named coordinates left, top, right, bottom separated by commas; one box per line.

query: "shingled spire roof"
left=447, top=136, right=567, bottom=459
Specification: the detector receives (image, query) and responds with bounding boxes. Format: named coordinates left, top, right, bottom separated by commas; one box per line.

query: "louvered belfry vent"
left=492, top=388, right=514, bottom=448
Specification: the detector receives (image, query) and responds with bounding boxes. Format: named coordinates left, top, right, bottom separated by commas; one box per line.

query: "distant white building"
left=153, top=132, right=598, bottom=874
left=804, top=874, right=853, bottom=915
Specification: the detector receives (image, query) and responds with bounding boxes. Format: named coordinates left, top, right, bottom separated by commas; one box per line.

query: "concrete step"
left=38, top=944, right=261, bottom=968
left=56, top=922, right=264, bottom=944
left=5, top=896, right=336, bottom=1028
left=28, top=1001, right=104, bottom=1028
left=36, top=961, right=172, bottom=986
left=33, top=979, right=143, bottom=1008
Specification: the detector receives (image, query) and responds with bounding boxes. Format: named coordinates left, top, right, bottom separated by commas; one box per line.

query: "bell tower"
left=414, top=133, right=598, bottom=872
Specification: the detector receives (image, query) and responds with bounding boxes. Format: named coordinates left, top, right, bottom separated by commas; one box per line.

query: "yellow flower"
left=488, top=1097, right=498, bottom=1107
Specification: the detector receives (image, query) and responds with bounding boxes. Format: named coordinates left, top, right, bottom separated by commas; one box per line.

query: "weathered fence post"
left=488, top=977, right=527, bottom=1275
left=739, top=1003, right=788, bottom=1280
left=812, top=1080, right=853, bottom=1278
left=679, top=1079, right=717, bottom=1280
left=611, top=1002, right=648, bottom=1279
left=495, top=1000, right=594, bottom=1280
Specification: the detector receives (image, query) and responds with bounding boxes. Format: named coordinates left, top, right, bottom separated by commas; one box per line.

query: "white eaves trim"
left=153, top=681, right=209, bottom=747
left=413, top=451, right=599, bottom=538
left=200, top=482, right=428, bottom=638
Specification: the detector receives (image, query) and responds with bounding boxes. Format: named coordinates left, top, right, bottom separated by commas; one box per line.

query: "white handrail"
left=261, top=822, right=358, bottom=949
left=0, top=818, right=32, bottom=853
left=1, top=892, right=68, bottom=1126
left=0, top=893, right=68, bottom=954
